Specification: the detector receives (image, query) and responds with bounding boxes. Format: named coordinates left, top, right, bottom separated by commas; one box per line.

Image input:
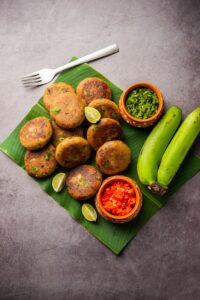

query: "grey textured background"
left=0, top=0, right=200, bottom=299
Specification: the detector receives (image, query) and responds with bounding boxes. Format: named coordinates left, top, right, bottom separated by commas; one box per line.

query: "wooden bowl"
left=95, top=175, right=142, bottom=223
left=119, top=82, right=164, bottom=128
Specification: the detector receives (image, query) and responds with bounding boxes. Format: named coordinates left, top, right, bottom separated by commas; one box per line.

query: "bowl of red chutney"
left=95, top=175, right=142, bottom=223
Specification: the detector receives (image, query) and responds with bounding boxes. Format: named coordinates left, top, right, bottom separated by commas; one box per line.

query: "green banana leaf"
left=0, top=57, right=199, bottom=255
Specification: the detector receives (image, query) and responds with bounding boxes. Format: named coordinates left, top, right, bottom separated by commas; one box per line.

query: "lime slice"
left=81, top=204, right=97, bottom=222
left=52, top=173, right=67, bottom=192
left=84, top=107, right=101, bottom=123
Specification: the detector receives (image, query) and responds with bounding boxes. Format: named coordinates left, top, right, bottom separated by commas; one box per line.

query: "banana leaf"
left=0, top=57, right=199, bottom=255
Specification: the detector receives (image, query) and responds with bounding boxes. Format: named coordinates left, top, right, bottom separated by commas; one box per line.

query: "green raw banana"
left=157, top=107, right=200, bottom=191
left=137, top=106, right=182, bottom=193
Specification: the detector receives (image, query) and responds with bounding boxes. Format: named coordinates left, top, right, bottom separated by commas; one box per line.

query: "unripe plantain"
left=157, top=107, right=200, bottom=190
left=137, top=106, right=182, bottom=195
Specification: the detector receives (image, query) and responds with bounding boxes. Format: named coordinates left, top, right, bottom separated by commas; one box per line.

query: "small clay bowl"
left=119, top=82, right=164, bottom=128
left=95, top=175, right=142, bottom=224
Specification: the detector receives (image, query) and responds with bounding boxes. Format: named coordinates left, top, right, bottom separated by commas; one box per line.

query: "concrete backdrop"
left=0, top=0, right=200, bottom=299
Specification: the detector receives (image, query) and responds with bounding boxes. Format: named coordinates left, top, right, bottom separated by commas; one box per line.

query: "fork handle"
left=54, top=44, right=119, bottom=74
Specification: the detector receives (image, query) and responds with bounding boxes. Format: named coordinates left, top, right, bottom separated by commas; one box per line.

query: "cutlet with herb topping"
left=50, top=93, right=85, bottom=129
left=24, top=144, right=57, bottom=178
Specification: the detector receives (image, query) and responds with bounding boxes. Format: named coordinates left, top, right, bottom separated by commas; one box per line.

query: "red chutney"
left=101, top=180, right=136, bottom=216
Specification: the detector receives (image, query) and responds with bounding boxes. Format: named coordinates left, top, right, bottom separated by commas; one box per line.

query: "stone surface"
left=0, top=0, right=200, bottom=299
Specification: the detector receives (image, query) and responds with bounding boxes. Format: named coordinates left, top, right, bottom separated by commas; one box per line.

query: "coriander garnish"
left=111, top=111, right=117, bottom=118
left=31, top=166, right=39, bottom=172
left=59, top=137, right=65, bottom=142
left=44, top=151, right=52, bottom=161
left=51, top=106, right=61, bottom=115
left=93, top=125, right=98, bottom=131
left=77, top=174, right=88, bottom=187
left=104, top=161, right=110, bottom=168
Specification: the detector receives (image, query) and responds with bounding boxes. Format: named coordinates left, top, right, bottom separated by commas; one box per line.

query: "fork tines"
left=21, top=74, right=42, bottom=87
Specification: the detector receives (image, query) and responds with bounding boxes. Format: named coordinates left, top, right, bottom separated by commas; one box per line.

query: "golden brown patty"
left=96, top=140, right=131, bottom=175
left=87, top=118, right=123, bottom=151
left=43, top=82, right=75, bottom=111
left=51, top=121, right=84, bottom=146
left=66, top=165, right=102, bottom=201
left=89, top=99, right=120, bottom=121
left=76, top=77, right=112, bottom=105
left=19, top=117, right=53, bottom=150
left=55, top=137, right=91, bottom=168
left=50, top=93, right=85, bottom=129
left=24, top=144, right=57, bottom=178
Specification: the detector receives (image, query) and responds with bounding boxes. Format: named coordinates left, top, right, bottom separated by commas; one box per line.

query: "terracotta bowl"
left=95, top=175, right=142, bottom=223
left=119, top=82, right=164, bottom=128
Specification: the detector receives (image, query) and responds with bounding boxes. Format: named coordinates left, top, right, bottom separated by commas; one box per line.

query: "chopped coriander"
left=93, top=125, right=98, bottom=131
left=104, top=161, right=110, bottom=168
left=59, top=137, right=65, bottom=142
left=77, top=174, right=88, bottom=187
left=51, top=106, right=61, bottom=115
left=111, top=111, right=117, bottom=118
left=44, top=151, right=52, bottom=161
left=126, top=87, right=159, bottom=119
left=31, top=166, right=39, bottom=172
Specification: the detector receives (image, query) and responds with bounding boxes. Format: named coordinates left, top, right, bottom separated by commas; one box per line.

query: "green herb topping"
left=51, top=106, right=61, bottom=115
left=77, top=174, right=88, bottom=187
left=59, top=137, right=65, bottom=142
left=104, top=161, right=110, bottom=168
left=92, top=125, right=98, bottom=131
left=126, top=87, right=159, bottom=119
left=111, top=111, right=117, bottom=118
left=31, top=166, right=39, bottom=172
left=44, top=151, right=52, bottom=161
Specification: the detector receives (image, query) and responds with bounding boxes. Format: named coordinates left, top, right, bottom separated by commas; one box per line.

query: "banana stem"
left=148, top=183, right=167, bottom=196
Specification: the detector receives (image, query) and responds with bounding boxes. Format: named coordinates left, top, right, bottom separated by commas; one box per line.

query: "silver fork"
left=21, top=44, right=119, bottom=88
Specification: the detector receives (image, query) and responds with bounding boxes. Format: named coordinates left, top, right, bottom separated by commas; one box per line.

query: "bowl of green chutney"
left=119, top=82, right=164, bottom=128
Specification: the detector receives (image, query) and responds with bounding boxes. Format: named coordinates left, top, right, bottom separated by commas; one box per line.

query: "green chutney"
left=126, top=87, right=159, bottom=119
